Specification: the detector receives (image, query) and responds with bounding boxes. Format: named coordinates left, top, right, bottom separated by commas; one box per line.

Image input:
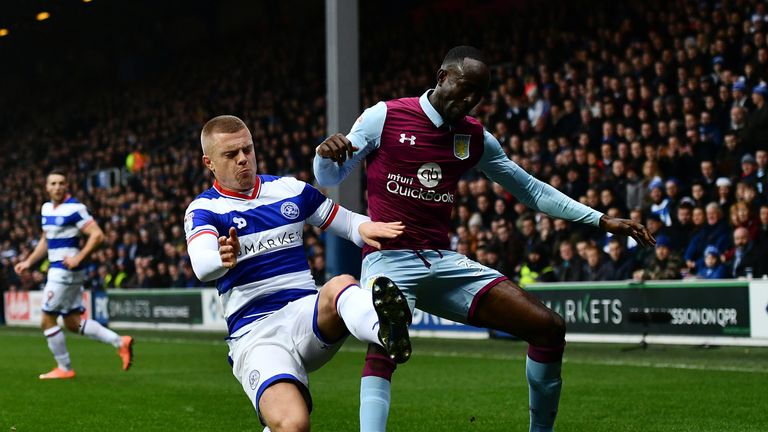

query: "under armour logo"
left=399, top=133, right=416, bottom=145
left=233, top=217, right=247, bottom=229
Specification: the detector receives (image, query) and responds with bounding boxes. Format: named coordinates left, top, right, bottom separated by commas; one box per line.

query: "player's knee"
left=63, top=321, right=80, bottom=333
left=542, top=311, right=566, bottom=346
left=321, top=274, right=359, bottom=307
left=267, top=416, right=309, bottom=432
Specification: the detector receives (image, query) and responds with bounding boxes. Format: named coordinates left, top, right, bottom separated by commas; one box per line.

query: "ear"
left=436, top=68, right=448, bottom=87
left=202, top=154, right=215, bottom=173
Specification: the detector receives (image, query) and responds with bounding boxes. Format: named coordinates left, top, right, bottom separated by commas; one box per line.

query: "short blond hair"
left=200, top=115, right=248, bottom=153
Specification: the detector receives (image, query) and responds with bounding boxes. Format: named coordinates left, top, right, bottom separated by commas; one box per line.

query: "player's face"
left=436, top=59, right=489, bottom=124
left=45, top=174, right=68, bottom=203
left=207, top=128, right=257, bottom=192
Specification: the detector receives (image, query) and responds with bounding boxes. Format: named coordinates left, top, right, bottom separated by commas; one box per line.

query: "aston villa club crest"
left=453, top=134, right=471, bottom=160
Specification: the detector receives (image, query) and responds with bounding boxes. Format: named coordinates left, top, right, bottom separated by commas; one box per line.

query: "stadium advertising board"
left=749, top=280, right=768, bottom=339
left=108, top=290, right=202, bottom=325
left=527, top=281, right=750, bottom=337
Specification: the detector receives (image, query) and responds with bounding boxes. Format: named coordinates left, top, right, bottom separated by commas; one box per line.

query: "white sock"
left=335, top=285, right=381, bottom=346
left=80, top=319, right=122, bottom=348
left=44, top=326, right=71, bottom=371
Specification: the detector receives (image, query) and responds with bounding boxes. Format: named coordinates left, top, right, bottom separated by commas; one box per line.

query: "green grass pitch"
left=1, top=326, right=766, bottom=431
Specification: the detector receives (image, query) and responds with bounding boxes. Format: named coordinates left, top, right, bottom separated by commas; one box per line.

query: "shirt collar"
left=419, top=89, right=445, bottom=128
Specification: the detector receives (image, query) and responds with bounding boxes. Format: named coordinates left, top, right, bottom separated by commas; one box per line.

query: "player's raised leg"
left=63, top=313, right=134, bottom=371
left=469, top=280, right=566, bottom=432
left=316, top=274, right=410, bottom=354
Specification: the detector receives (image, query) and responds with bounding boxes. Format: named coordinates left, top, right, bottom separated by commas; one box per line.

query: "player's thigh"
left=43, top=269, right=85, bottom=316
left=471, top=279, right=565, bottom=346
left=259, top=382, right=310, bottom=432
left=416, top=251, right=507, bottom=324
left=229, top=330, right=312, bottom=424
left=360, top=250, right=431, bottom=314
left=290, top=295, right=345, bottom=373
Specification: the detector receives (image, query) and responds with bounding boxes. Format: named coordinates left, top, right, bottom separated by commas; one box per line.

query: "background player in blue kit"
left=14, top=171, right=134, bottom=379
left=315, top=46, right=656, bottom=432
left=185, top=115, right=411, bottom=431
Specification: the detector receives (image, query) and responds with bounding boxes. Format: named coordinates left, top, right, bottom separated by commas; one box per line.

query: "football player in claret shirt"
left=314, top=46, right=655, bottom=432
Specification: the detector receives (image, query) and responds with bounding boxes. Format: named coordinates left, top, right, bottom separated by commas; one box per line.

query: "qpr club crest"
left=281, top=201, right=300, bottom=220
left=184, top=212, right=194, bottom=234
left=249, top=370, right=260, bottom=390
left=453, top=134, right=471, bottom=160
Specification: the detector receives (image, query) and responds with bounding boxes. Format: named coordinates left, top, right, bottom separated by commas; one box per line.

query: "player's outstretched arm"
left=358, top=221, right=405, bottom=250
left=599, top=215, right=656, bottom=248
left=187, top=228, right=230, bottom=282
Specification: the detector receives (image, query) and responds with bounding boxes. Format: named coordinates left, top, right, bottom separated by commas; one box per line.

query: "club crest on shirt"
left=249, top=370, right=260, bottom=390
left=184, top=212, right=195, bottom=234
left=453, top=134, right=471, bottom=160
left=280, top=202, right=300, bottom=220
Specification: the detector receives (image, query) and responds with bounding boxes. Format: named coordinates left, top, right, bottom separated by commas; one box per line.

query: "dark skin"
left=316, top=57, right=656, bottom=354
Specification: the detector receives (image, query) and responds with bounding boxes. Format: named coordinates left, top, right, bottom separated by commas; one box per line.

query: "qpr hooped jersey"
left=41, top=196, right=94, bottom=272
left=184, top=176, right=339, bottom=336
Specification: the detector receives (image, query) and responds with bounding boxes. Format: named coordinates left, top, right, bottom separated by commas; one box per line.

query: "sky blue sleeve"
left=313, top=101, right=387, bottom=187
left=476, top=130, right=603, bottom=226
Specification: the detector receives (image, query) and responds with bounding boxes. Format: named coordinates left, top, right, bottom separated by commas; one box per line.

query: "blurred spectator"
left=552, top=241, right=584, bottom=282
left=723, top=227, right=763, bottom=278
left=636, top=235, right=682, bottom=281
left=600, top=237, right=634, bottom=281
left=698, top=246, right=727, bottom=280
left=518, top=244, right=555, bottom=287
left=684, top=203, right=732, bottom=274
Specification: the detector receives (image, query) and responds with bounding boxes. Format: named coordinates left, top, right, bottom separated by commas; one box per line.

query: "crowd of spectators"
left=2, top=0, right=768, bottom=293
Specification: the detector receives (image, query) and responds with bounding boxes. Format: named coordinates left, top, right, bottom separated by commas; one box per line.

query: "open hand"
left=219, top=227, right=241, bottom=269
left=358, top=221, right=405, bottom=250
left=599, top=216, right=656, bottom=248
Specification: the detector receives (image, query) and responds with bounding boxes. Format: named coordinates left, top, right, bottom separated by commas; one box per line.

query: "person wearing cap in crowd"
left=740, top=153, right=759, bottom=184
left=647, top=179, right=672, bottom=226
left=685, top=202, right=732, bottom=274
left=699, top=245, right=727, bottom=279
left=711, top=56, right=726, bottom=84
left=746, top=82, right=768, bottom=152
left=732, top=78, right=752, bottom=111
left=635, top=234, right=683, bottom=280
left=715, top=176, right=734, bottom=210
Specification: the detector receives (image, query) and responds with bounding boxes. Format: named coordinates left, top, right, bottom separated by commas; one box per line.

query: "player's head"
left=45, top=169, right=69, bottom=203
left=200, top=115, right=257, bottom=192
left=433, top=45, right=489, bottom=125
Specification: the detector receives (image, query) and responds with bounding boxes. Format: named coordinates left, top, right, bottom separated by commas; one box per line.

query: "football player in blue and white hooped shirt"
left=185, top=115, right=411, bottom=431
left=14, top=171, right=134, bottom=380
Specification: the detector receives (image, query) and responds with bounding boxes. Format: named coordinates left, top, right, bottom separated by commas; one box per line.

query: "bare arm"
left=13, top=233, right=48, bottom=274
left=62, top=221, right=104, bottom=270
